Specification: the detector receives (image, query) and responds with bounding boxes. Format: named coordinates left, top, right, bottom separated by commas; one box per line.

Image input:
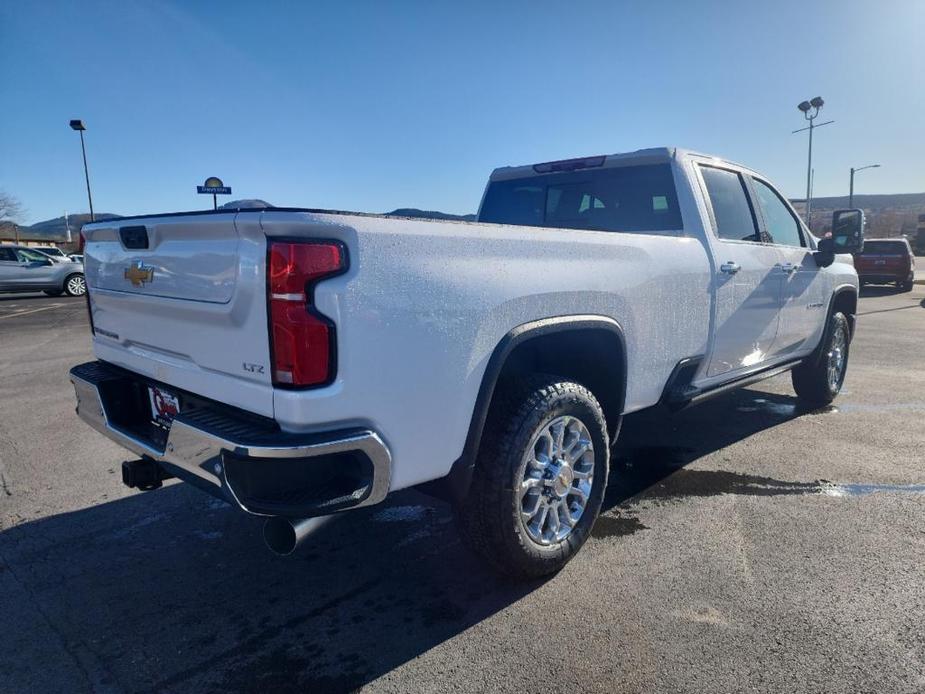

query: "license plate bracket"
left=148, top=386, right=180, bottom=429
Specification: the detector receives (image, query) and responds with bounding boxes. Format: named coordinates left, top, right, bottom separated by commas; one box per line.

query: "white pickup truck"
left=71, top=148, right=864, bottom=578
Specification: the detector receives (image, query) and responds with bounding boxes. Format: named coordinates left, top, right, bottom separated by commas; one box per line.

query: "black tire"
left=43, top=289, right=63, bottom=296
left=791, top=311, right=851, bottom=406
left=900, top=280, right=913, bottom=292
left=456, top=376, right=611, bottom=579
left=64, top=273, right=87, bottom=297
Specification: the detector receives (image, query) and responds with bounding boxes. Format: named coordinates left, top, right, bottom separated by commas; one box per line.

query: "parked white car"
left=70, top=148, right=862, bottom=577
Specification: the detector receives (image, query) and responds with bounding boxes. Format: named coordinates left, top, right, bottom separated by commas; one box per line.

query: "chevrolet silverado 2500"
left=70, top=148, right=864, bottom=578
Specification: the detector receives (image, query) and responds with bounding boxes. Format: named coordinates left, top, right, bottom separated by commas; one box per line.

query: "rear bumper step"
left=70, top=361, right=391, bottom=517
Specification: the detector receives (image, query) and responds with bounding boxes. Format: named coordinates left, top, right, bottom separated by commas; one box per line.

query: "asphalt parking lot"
left=1, top=287, right=923, bottom=694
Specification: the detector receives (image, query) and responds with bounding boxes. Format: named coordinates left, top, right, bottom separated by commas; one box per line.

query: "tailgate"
left=82, top=212, right=275, bottom=417
left=91, top=215, right=239, bottom=302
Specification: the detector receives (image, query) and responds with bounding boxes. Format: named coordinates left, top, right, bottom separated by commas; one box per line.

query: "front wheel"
left=791, top=311, right=851, bottom=405
left=64, top=273, right=87, bottom=297
left=456, top=376, right=611, bottom=579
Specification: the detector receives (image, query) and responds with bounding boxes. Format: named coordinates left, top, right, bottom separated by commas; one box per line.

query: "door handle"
left=720, top=261, right=740, bottom=275
left=776, top=263, right=798, bottom=274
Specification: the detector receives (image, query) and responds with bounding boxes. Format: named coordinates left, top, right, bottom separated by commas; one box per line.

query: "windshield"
left=479, top=163, right=682, bottom=235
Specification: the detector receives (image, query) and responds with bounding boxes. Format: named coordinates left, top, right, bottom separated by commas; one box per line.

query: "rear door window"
left=0, top=248, right=17, bottom=262
left=699, top=166, right=760, bottom=242
left=479, top=163, right=682, bottom=234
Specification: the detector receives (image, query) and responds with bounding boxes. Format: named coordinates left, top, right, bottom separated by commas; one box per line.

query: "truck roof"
left=487, top=147, right=754, bottom=181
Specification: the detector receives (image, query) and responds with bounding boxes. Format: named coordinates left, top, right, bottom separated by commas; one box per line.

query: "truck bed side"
left=259, top=211, right=712, bottom=489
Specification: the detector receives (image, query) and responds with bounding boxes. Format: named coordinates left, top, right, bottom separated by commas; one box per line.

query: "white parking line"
left=0, top=304, right=68, bottom=320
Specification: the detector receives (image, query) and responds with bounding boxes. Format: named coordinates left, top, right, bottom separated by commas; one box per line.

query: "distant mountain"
left=386, top=208, right=476, bottom=221
left=3, top=213, right=122, bottom=242
left=790, top=193, right=925, bottom=237
left=7, top=205, right=475, bottom=242
left=15, top=191, right=917, bottom=243
left=792, top=192, right=925, bottom=210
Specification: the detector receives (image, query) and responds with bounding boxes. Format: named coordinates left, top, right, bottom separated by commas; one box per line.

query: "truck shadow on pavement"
left=1, top=483, right=540, bottom=693
left=601, top=388, right=831, bottom=527
left=858, top=284, right=917, bottom=299
left=0, top=387, right=816, bottom=693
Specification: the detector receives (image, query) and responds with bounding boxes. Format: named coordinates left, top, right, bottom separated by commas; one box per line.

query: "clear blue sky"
left=1, top=0, right=923, bottom=225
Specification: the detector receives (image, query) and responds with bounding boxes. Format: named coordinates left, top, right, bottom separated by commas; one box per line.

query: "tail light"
left=267, top=240, right=346, bottom=387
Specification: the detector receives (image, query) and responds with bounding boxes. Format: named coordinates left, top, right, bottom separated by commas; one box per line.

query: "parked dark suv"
left=854, top=238, right=915, bottom=292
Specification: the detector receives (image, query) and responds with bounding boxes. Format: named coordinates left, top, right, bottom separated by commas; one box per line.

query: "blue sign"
left=198, top=185, right=231, bottom=195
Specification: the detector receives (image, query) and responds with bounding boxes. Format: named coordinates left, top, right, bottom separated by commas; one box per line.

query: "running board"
left=662, top=358, right=803, bottom=411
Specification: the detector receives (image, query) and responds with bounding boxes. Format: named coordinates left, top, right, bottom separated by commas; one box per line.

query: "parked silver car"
left=0, top=245, right=87, bottom=296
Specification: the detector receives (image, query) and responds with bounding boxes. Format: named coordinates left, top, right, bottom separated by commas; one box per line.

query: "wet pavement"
left=1, top=287, right=924, bottom=693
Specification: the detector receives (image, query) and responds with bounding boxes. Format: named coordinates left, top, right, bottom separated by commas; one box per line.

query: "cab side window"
left=752, top=178, right=804, bottom=248
left=699, top=166, right=760, bottom=242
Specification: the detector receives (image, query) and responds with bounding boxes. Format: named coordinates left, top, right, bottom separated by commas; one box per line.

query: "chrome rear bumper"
left=70, top=361, right=391, bottom=517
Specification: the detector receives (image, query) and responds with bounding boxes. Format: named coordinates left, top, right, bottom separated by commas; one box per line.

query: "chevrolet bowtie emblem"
left=124, top=261, right=155, bottom=287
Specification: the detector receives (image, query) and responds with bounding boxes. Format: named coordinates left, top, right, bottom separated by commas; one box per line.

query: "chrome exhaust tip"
left=263, top=516, right=329, bottom=556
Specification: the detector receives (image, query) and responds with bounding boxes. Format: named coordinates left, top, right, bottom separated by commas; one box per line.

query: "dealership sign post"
left=197, top=176, right=232, bottom=210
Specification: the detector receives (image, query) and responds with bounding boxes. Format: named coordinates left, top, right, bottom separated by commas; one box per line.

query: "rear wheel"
left=900, top=280, right=913, bottom=292
left=791, top=311, right=850, bottom=406
left=456, top=376, right=610, bottom=579
left=64, top=273, right=86, bottom=297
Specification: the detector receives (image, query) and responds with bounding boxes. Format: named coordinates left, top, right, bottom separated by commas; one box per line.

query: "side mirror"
left=831, top=209, right=865, bottom=253
left=815, top=208, right=865, bottom=268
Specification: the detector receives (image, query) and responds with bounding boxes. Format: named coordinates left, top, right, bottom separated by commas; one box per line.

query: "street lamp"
left=849, top=164, right=880, bottom=209
left=69, top=119, right=95, bottom=223
left=792, top=97, right=834, bottom=227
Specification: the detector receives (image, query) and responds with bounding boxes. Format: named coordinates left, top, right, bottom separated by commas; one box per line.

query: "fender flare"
left=807, top=285, right=858, bottom=368
left=430, top=315, right=627, bottom=504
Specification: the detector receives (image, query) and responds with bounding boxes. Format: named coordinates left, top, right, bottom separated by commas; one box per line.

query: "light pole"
left=69, top=119, right=95, bottom=223
left=792, top=97, right=833, bottom=227
left=849, top=164, right=880, bottom=209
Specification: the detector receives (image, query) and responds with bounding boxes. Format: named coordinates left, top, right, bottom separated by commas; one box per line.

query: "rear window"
left=860, top=241, right=909, bottom=255
left=478, top=163, right=682, bottom=234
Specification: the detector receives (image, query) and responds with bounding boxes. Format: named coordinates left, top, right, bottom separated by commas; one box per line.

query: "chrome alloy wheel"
left=827, top=321, right=847, bottom=391
left=519, top=415, right=595, bottom=546
left=66, top=275, right=87, bottom=296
